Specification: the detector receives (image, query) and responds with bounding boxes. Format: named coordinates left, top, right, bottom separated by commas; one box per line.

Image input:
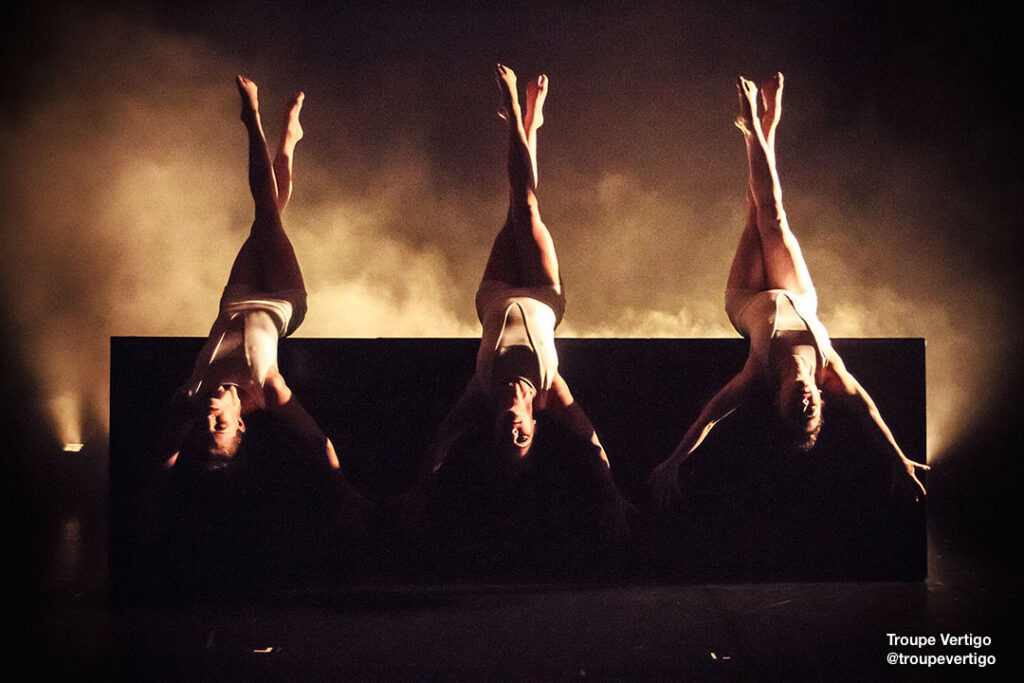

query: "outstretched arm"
left=263, top=369, right=339, bottom=469
left=264, top=369, right=376, bottom=535
left=822, top=351, right=929, bottom=497
left=396, top=376, right=486, bottom=527
left=155, top=390, right=200, bottom=470
left=545, top=373, right=610, bottom=467
left=649, top=358, right=758, bottom=508
left=425, top=375, right=486, bottom=476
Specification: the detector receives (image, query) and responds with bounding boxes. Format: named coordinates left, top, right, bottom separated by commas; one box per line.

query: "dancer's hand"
left=393, top=472, right=435, bottom=534
left=648, top=457, right=683, bottom=509
left=892, top=455, right=930, bottom=502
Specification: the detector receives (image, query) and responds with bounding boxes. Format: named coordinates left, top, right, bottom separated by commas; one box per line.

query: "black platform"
left=109, top=337, right=926, bottom=600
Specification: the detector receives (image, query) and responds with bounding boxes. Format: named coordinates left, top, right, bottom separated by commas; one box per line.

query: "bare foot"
left=524, top=74, right=548, bottom=134
left=495, top=63, right=522, bottom=125
left=734, top=76, right=760, bottom=138
left=760, top=72, right=783, bottom=146
left=236, top=75, right=259, bottom=121
left=274, top=91, right=304, bottom=212
left=282, top=91, right=305, bottom=151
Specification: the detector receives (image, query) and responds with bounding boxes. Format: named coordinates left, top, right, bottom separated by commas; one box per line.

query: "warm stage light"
left=49, top=392, right=82, bottom=450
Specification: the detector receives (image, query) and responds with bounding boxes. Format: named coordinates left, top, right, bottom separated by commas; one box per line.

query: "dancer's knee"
left=755, top=206, right=790, bottom=240
left=508, top=195, right=541, bottom=225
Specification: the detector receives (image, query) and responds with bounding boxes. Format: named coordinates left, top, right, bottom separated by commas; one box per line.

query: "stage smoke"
left=1, top=10, right=1016, bottom=466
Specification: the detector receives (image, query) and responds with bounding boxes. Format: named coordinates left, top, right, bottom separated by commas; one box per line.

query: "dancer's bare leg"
left=226, top=76, right=305, bottom=295
left=523, top=75, right=547, bottom=189
left=238, top=75, right=278, bottom=225
left=273, top=91, right=304, bottom=214
left=759, top=72, right=783, bottom=156
left=735, top=74, right=814, bottom=295
left=481, top=64, right=559, bottom=288
left=725, top=188, right=766, bottom=292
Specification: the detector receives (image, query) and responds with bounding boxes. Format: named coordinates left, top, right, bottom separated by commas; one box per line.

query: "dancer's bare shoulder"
left=821, top=350, right=858, bottom=397
left=262, top=368, right=293, bottom=407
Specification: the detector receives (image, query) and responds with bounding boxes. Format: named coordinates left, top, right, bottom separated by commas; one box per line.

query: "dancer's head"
left=493, top=379, right=537, bottom=459
left=203, top=384, right=246, bottom=461
left=774, top=376, right=824, bottom=452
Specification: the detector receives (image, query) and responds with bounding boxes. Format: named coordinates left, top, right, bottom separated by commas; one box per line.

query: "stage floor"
left=16, top=472, right=1016, bottom=681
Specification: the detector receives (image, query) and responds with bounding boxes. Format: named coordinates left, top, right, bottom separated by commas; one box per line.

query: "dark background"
left=3, top=1, right=1021, bottom=678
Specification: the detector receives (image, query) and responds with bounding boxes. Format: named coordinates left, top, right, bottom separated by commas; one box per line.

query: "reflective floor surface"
left=10, top=436, right=1018, bottom=681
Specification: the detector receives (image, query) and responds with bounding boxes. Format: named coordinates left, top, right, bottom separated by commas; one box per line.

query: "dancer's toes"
left=495, top=62, right=518, bottom=91
left=760, top=72, right=783, bottom=132
left=760, top=72, right=783, bottom=104
left=236, top=75, right=259, bottom=119
left=495, top=62, right=520, bottom=122
left=524, top=74, right=548, bottom=131
left=284, top=91, right=305, bottom=145
left=287, top=91, right=305, bottom=117
left=734, top=76, right=759, bottom=135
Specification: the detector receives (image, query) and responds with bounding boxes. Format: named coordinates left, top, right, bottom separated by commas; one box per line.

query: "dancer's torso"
left=186, top=308, right=281, bottom=413
left=477, top=298, right=558, bottom=407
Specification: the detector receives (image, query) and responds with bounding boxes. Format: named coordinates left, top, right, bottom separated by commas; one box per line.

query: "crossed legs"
left=480, top=64, right=560, bottom=289
left=726, top=73, right=814, bottom=297
left=225, top=76, right=306, bottom=300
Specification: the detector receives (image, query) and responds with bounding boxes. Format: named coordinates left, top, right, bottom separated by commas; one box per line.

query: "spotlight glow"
left=48, top=392, right=82, bottom=448
left=63, top=443, right=84, bottom=453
